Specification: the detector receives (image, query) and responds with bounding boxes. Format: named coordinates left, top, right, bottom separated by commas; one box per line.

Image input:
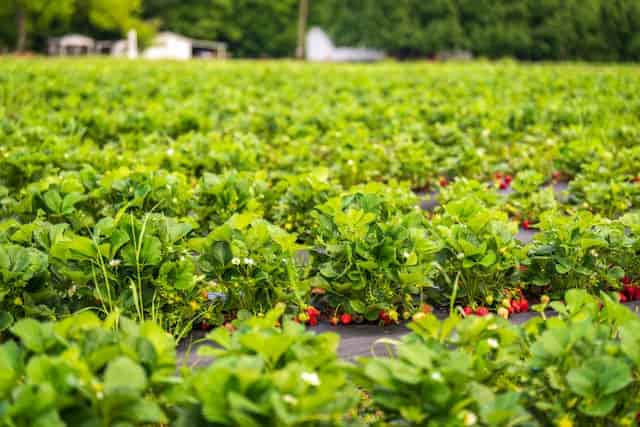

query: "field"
left=1, top=59, right=640, bottom=425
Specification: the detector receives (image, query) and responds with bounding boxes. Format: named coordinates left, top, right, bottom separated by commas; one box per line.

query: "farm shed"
left=48, top=34, right=95, bottom=56
left=306, top=27, right=384, bottom=62
left=143, top=32, right=227, bottom=60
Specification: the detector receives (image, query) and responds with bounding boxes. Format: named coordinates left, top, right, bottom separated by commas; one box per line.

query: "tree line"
left=2, top=0, right=639, bottom=61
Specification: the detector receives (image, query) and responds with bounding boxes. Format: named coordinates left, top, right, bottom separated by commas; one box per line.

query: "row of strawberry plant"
left=3, top=186, right=640, bottom=333
left=2, top=290, right=639, bottom=426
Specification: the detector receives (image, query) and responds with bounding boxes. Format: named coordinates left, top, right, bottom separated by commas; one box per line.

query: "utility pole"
left=296, top=0, right=309, bottom=59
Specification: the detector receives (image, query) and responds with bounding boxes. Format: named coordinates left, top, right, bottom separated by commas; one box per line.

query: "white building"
left=48, top=34, right=95, bottom=56
left=305, top=27, right=384, bottom=62
left=143, top=32, right=227, bottom=60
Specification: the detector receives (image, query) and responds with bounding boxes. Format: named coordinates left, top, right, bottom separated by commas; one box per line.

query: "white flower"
left=430, top=371, right=443, bottom=382
left=109, top=259, right=121, bottom=267
left=243, top=257, right=255, bottom=266
left=283, top=394, right=298, bottom=405
left=487, top=338, right=499, bottom=349
left=402, top=251, right=410, bottom=258
left=231, top=257, right=241, bottom=265
left=347, top=159, right=354, bottom=166
left=463, top=411, right=477, bottom=426
left=166, top=148, right=174, bottom=156
left=301, top=371, right=320, bottom=386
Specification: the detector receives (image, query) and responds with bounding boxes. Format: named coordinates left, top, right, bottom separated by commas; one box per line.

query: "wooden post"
left=296, top=0, right=309, bottom=59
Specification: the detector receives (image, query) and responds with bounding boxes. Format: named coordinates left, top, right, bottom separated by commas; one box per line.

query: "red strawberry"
left=619, top=292, right=628, bottom=303
left=504, top=175, right=513, bottom=184
left=463, top=306, right=473, bottom=316
left=329, top=316, right=339, bottom=326
left=308, top=316, right=318, bottom=327
left=519, top=299, right=529, bottom=312
left=622, top=276, right=632, bottom=285
left=511, top=300, right=521, bottom=313
left=475, top=307, right=489, bottom=316
left=633, top=286, right=640, bottom=300
left=499, top=180, right=508, bottom=190
left=494, top=172, right=503, bottom=180
left=199, top=322, right=211, bottom=331
left=306, top=306, right=320, bottom=317
left=522, top=220, right=530, bottom=230
left=439, top=177, right=449, bottom=187
left=340, top=313, right=352, bottom=325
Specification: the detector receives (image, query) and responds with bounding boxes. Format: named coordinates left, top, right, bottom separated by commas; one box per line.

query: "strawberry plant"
left=310, top=191, right=439, bottom=320
left=430, top=198, right=523, bottom=305
left=191, top=216, right=306, bottom=317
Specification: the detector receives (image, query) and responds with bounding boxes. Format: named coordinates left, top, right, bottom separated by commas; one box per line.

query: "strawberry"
left=511, top=300, right=521, bottom=313
left=622, top=276, right=632, bottom=285
left=501, top=298, right=511, bottom=308
left=340, top=313, right=352, bottom=325
left=439, top=176, right=449, bottom=187
left=624, top=285, right=635, bottom=300
left=497, top=307, right=509, bottom=319
left=494, top=172, right=503, bottom=180
left=329, top=316, right=339, bottom=326
left=552, top=170, right=562, bottom=181
left=298, top=312, right=309, bottom=323
left=499, top=180, right=508, bottom=190
left=463, top=306, right=473, bottom=316
left=475, top=306, right=489, bottom=316
left=519, top=299, right=529, bottom=312
left=421, top=303, right=433, bottom=314
left=504, top=175, right=513, bottom=184
left=540, top=295, right=550, bottom=305
left=306, top=306, right=320, bottom=317
left=522, top=219, right=530, bottom=230
left=379, top=310, right=394, bottom=325
left=412, top=312, right=426, bottom=321
left=619, top=292, right=628, bottom=303
left=199, top=322, right=211, bottom=331
left=308, top=316, right=318, bottom=326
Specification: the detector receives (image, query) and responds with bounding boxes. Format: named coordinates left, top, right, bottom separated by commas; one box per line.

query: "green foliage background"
left=1, top=0, right=639, bottom=60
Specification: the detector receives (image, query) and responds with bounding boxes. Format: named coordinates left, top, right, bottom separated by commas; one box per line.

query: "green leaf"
left=104, top=357, right=147, bottom=396
left=10, top=319, right=55, bottom=353
left=210, top=241, right=232, bottom=266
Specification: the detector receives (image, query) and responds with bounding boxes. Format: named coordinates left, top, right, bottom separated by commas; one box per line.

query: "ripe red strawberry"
left=522, top=219, right=530, bottom=230
left=463, top=306, right=473, bottom=316
left=340, top=313, right=352, bottom=325
left=439, top=177, right=449, bottom=187
left=308, top=316, right=318, bottom=326
left=504, top=175, right=513, bottom=184
left=619, top=292, right=628, bottom=303
left=499, top=180, right=508, bottom=190
left=199, top=322, right=211, bottom=331
left=624, top=285, right=635, bottom=300
left=511, top=300, right=521, bottom=313
left=519, top=299, right=529, bottom=312
left=306, top=306, right=320, bottom=317
left=475, top=306, right=489, bottom=316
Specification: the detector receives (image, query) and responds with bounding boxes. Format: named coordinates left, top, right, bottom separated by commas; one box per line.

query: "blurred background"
left=1, top=0, right=639, bottom=61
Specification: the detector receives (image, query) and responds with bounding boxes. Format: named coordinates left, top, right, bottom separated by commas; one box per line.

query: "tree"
left=8, top=0, right=74, bottom=52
